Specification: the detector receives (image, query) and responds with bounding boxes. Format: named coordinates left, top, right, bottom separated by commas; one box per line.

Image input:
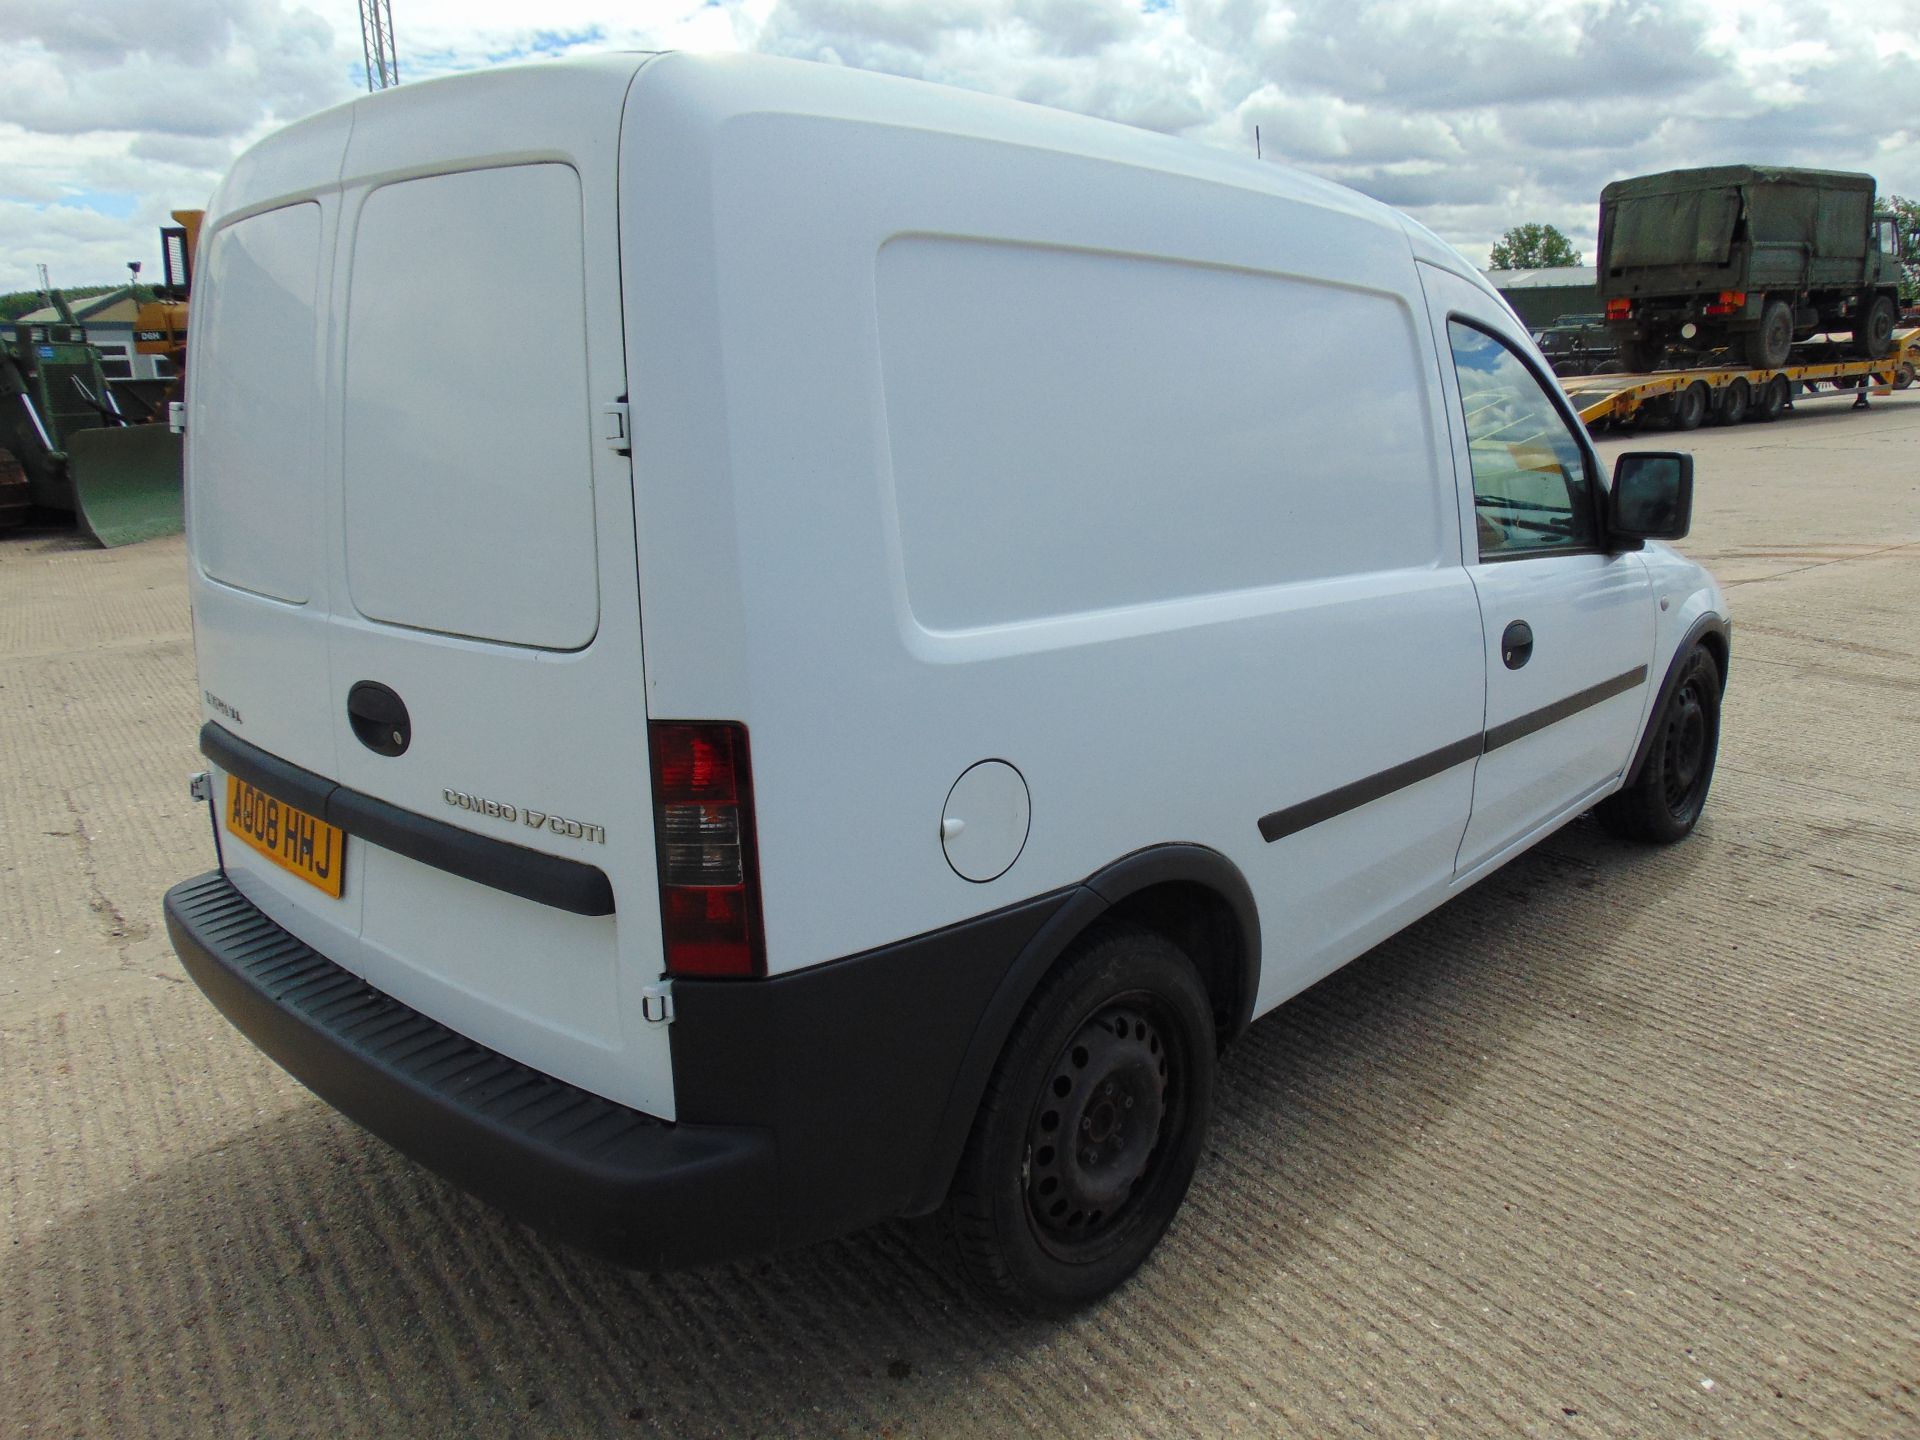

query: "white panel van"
left=165, top=52, right=1730, bottom=1313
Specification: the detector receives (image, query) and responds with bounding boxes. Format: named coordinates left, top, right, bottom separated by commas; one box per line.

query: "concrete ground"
left=3, top=389, right=1916, bottom=1439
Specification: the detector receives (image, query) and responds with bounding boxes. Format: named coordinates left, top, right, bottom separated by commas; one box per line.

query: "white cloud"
left=2, top=0, right=1917, bottom=292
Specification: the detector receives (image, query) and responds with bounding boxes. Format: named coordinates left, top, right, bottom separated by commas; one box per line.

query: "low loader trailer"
left=1566, top=328, right=1919, bottom=433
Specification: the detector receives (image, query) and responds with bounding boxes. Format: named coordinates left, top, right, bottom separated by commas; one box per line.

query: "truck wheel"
left=1617, top=336, right=1659, bottom=373
left=1745, top=300, right=1793, bottom=369
left=1755, top=373, right=1790, bottom=421
left=1714, top=377, right=1750, bottom=425
left=938, top=922, right=1216, bottom=1314
left=1852, top=294, right=1895, bottom=359
left=1598, top=645, right=1721, bottom=844
left=1672, top=380, right=1710, bottom=431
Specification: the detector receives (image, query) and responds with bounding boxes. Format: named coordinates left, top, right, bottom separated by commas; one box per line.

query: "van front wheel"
left=1598, top=645, right=1721, bottom=844
left=938, top=923, right=1216, bottom=1314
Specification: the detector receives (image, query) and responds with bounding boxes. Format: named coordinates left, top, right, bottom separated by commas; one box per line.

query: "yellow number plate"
left=225, top=775, right=346, bottom=898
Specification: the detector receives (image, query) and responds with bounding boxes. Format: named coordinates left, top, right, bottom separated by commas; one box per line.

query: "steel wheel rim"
left=1662, top=679, right=1709, bottom=813
left=1024, top=996, right=1175, bottom=1259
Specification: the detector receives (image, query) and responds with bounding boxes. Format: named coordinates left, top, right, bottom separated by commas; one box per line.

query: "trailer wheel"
left=1852, top=294, right=1895, bottom=359
left=1672, top=380, right=1710, bottom=431
left=1755, top=373, right=1790, bottom=422
left=1714, top=377, right=1750, bottom=425
left=1897, top=362, right=1915, bottom=391
left=1745, top=300, right=1793, bottom=369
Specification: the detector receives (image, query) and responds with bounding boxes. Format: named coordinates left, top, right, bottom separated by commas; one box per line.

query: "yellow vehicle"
left=1565, top=328, right=1919, bottom=432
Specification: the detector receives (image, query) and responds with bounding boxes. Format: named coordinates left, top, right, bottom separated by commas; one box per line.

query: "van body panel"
left=342, top=163, right=601, bottom=650
left=619, top=55, right=1482, bottom=990
left=187, top=53, right=675, bottom=1117
left=190, top=202, right=327, bottom=605
left=171, top=53, right=1729, bottom=1272
left=1416, top=263, right=1656, bottom=871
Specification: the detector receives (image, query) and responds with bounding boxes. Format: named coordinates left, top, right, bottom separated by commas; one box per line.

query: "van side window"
left=1446, top=320, right=1597, bottom=558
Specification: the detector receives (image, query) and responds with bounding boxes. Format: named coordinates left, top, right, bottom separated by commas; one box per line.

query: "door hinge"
left=601, top=401, right=630, bottom=455
left=640, top=981, right=674, bottom=1024
left=168, top=401, right=187, bottom=435
left=189, top=770, right=212, bottom=802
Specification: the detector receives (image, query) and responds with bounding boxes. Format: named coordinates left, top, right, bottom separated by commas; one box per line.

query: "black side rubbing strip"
left=1258, top=664, right=1649, bottom=843
left=1259, top=735, right=1481, bottom=843
left=1482, top=666, right=1647, bottom=752
left=199, top=722, right=615, bottom=917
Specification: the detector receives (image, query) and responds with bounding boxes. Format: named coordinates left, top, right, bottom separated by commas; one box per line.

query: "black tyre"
left=1672, top=379, right=1709, bottom=431
left=938, top=922, right=1216, bottom=1314
left=1714, top=377, right=1750, bottom=425
left=1852, top=293, right=1895, bottom=359
left=1755, top=372, right=1790, bottom=421
left=1896, top=362, right=1915, bottom=391
left=1617, top=335, right=1659, bottom=373
left=1598, top=646, right=1721, bottom=844
left=1745, top=299, right=1794, bottom=369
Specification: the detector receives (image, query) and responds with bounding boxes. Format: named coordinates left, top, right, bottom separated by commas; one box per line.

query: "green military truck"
left=1597, top=166, right=1913, bottom=371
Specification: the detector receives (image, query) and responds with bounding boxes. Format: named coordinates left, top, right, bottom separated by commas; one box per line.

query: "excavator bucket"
left=64, top=425, right=185, bottom=548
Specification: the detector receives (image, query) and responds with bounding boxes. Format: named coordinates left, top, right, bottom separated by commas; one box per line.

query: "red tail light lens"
left=650, top=722, right=764, bottom=978
left=1606, top=297, right=1633, bottom=319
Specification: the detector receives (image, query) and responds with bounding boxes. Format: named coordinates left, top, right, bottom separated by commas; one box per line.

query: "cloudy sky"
left=3, top=0, right=1917, bottom=292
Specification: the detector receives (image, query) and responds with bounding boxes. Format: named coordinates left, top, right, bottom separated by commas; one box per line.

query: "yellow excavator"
left=1, top=210, right=201, bottom=546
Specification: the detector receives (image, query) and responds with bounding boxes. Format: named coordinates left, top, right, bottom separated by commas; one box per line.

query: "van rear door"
left=190, top=57, right=679, bottom=1118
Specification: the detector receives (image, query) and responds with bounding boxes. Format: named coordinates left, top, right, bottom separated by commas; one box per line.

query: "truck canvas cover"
left=1600, top=166, right=1875, bottom=269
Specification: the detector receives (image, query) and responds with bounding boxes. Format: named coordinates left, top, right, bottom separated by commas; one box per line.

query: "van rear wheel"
left=937, top=922, right=1216, bottom=1314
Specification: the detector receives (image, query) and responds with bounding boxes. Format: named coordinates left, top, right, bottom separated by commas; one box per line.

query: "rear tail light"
left=650, top=721, right=765, bottom=978
left=1705, top=289, right=1748, bottom=317
left=1606, top=298, right=1633, bottom=319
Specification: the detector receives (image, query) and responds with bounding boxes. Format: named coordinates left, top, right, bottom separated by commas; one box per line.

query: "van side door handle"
left=1501, top=620, right=1534, bottom=670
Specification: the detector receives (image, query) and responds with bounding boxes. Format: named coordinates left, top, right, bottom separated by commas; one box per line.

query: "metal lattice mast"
left=359, top=0, right=399, bottom=92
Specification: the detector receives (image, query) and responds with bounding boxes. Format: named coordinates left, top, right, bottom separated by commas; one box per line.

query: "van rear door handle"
left=1501, top=620, right=1534, bottom=670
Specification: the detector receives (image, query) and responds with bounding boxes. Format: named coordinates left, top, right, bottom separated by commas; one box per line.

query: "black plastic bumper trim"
left=200, top=722, right=614, bottom=917
left=165, top=871, right=773, bottom=1268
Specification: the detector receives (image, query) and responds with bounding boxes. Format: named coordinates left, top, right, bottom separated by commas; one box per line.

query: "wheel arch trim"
left=1625, top=613, right=1730, bottom=787
left=905, top=843, right=1260, bottom=1214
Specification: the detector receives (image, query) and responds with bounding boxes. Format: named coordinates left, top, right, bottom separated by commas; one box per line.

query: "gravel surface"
left=3, top=391, right=1917, bottom=1438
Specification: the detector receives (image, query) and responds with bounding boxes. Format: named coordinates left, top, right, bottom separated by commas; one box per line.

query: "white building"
left=13, top=288, right=175, bottom=382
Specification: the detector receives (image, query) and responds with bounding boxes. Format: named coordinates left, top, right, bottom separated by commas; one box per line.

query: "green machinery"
left=1, top=293, right=186, bottom=547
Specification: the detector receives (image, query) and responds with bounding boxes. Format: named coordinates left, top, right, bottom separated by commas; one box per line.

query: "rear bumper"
left=166, top=866, right=1080, bottom=1267
left=164, top=871, right=777, bottom=1268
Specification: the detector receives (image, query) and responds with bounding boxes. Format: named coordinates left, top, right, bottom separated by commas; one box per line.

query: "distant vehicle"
left=1598, top=166, right=1914, bottom=370
left=1532, top=312, right=1620, bottom=377
left=0, top=218, right=195, bottom=546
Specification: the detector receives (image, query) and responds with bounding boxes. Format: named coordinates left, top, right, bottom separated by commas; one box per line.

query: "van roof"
left=217, top=50, right=1483, bottom=285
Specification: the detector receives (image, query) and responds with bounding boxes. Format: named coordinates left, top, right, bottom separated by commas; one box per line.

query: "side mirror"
left=1609, top=451, right=1693, bottom=543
